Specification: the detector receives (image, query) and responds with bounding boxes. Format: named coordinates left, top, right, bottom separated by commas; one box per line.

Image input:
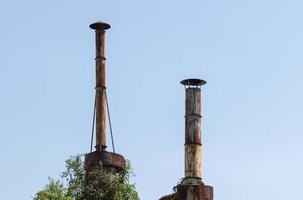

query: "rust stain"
left=91, top=21, right=109, bottom=151
left=184, top=87, right=202, bottom=178
left=85, top=151, right=125, bottom=172
left=85, top=21, right=125, bottom=173
left=185, top=144, right=202, bottom=178
left=159, top=79, right=213, bottom=200
left=177, top=184, right=213, bottom=200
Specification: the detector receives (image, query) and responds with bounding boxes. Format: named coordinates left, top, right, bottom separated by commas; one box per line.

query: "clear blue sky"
left=1, top=0, right=303, bottom=199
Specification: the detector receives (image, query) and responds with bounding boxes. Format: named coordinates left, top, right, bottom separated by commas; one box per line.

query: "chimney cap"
left=90, top=21, right=111, bottom=30
left=180, top=79, right=207, bottom=86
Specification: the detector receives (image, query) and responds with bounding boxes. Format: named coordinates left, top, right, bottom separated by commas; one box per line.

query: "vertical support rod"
left=90, top=21, right=111, bottom=151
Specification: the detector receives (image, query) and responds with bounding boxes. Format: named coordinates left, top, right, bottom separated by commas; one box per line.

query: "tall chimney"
left=178, top=78, right=213, bottom=200
left=159, top=79, right=214, bottom=200
left=90, top=21, right=109, bottom=152
left=181, top=78, right=205, bottom=180
left=85, top=21, right=125, bottom=173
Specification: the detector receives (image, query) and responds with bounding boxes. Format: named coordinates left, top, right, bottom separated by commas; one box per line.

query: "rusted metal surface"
left=184, top=87, right=202, bottom=178
left=84, top=151, right=126, bottom=190
left=177, top=184, right=213, bottom=200
left=159, top=194, right=177, bottom=200
left=181, top=79, right=206, bottom=179
left=179, top=79, right=213, bottom=200
left=90, top=21, right=109, bottom=151
left=160, top=79, right=213, bottom=200
left=85, top=151, right=125, bottom=172
left=202, top=185, right=214, bottom=200
left=159, top=185, right=213, bottom=200
left=85, top=21, right=126, bottom=172
left=180, top=79, right=207, bottom=86
left=185, top=144, right=202, bottom=178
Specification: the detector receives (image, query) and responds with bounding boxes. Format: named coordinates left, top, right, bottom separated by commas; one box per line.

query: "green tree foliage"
left=33, top=178, right=72, bottom=200
left=33, top=155, right=139, bottom=200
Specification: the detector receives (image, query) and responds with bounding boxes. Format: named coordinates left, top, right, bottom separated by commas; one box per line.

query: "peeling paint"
left=185, top=88, right=202, bottom=178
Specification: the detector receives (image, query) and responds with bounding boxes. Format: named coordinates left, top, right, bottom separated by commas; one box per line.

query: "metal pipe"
left=90, top=21, right=111, bottom=151
left=159, top=79, right=213, bottom=200
left=181, top=79, right=207, bottom=179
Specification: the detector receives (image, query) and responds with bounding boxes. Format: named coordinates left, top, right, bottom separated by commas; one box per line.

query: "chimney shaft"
left=159, top=79, right=213, bottom=200
left=181, top=79, right=206, bottom=180
left=85, top=21, right=125, bottom=174
left=90, top=22, right=111, bottom=151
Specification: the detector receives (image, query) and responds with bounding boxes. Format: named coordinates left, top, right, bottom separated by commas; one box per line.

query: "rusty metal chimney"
left=91, top=21, right=109, bottom=152
left=85, top=21, right=125, bottom=172
left=159, top=78, right=214, bottom=200
left=178, top=78, right=213, bottom=200
left=181, top=78, right=206, bottom=180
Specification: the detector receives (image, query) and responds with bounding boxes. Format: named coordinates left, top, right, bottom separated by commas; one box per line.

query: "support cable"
left=105, top=91, right=115, bottom=153
left=90, top=95, right=96, bottom=152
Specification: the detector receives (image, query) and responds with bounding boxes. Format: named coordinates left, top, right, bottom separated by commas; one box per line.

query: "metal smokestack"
left=177, top=78, right=213, bottom=200
left=90, top=21, right=109, bottom=152
left=181, top=79, right=206, bottom=180
left=85, top=21, right=125, bottom=173
left=159, top=79, right=214, bottom=200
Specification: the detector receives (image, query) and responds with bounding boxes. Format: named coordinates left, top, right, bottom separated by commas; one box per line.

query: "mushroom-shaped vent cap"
left=180, top=79, right=207, bottom=86
left=90, top=21, right=111, bottom=30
